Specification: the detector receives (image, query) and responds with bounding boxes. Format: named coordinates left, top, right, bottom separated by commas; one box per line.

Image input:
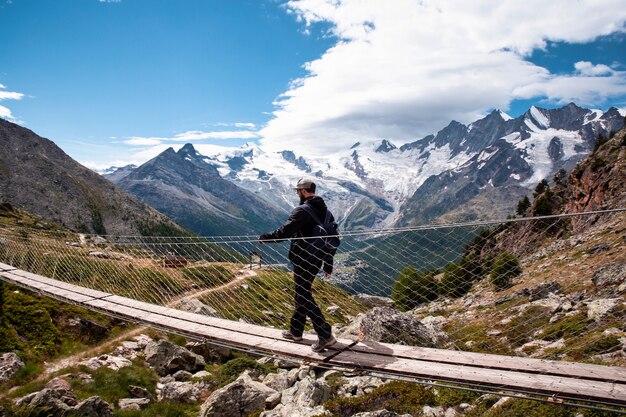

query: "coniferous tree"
left=553, top=168, right=567, bottom=185
left=516, top=196, right=531, bottom=215
left=533, top=179, right=549, bottom=198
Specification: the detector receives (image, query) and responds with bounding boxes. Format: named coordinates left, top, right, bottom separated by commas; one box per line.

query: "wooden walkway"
left=2, top=262, right=626, bottom=406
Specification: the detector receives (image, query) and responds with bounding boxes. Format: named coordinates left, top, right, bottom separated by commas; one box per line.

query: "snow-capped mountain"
left=108, top=144, right=287, bottom=236
left=106, top=103, right=624, bottom=233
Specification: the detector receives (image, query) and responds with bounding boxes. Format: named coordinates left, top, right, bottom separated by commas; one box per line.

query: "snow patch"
left=530, top=106, right=550, bottom=128
left=498, top=110, right=513, bottom=121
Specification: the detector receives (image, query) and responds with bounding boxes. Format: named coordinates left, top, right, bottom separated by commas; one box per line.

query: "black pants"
left=290, top=262, right=332, bottom=340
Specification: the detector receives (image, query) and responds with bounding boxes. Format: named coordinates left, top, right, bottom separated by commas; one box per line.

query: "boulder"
left=200, top=372, right=277, bottom=417
left=192, top=370, right=212, bottom=380
left=16, top=389, right=76, bottom=414
left=186, top=341, right=231, bottom=362
left=158, top=381, right=201, bottom=403
left=118, top=398, right=151, bottom=411
left=337, top=376, right=386, bottom=397
left=420, top=316, right=449, bottom=345
left=176, top=298, right=220, bottom=317
left=78, top=354, right=132, bottom=371
left=0, top=353, right=24, bottom=384
left=173, top=370, right=193, bottom=381
left=67, top=317, right=110, bottom=341
left=128, top=385, right=154, bottom=401
left=326, top=305, right=341, bottom=315
left=530, top=295, right=566, bottom=314
left=586, top=298, right=621, bottom=321
left=73, top=396, right=114, bottom=417
left=279, top=377, right=331, bottom=409
left=261, top=406, right=330, bottom=417
left=263, top=376, right=333, bottom=416
left=144, top=340, right=206, bottom=376
left=521, top=282, right=563, bottom=301
left=592, top=264, right=626, bottom=296
left=263, top=369, right=298, bottom=391
left=347, top=307, right=442, bottom=347
left=45, top=377, right=72, bottom=391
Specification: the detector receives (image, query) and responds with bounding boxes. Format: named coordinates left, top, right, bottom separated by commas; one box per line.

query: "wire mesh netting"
left=1, top=209, right=625, bottom=370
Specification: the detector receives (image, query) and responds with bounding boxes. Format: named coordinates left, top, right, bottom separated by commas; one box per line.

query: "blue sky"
left=1, top=0, right=626, bottom=169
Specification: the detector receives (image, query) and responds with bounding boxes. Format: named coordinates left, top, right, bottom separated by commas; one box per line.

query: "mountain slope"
left=110, top=144, right=287, bottom=236
left=0, top=119, right=184, bottom=236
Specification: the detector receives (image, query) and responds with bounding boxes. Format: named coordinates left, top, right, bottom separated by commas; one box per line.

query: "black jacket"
left=260, top=196, right=335, bottom=274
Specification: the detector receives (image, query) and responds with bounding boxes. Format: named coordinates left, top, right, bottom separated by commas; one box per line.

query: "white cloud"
left=124, top=129, right=260, bottom=146
left=173, top=130, right=259, bottom=141
left=124, top=137, right=163, bottom=146
left=0, top=84, right=24, bottom=121
left=574, top=61, right=616, bottom=76
left=0, top=105, right=13, bottom=119
left=234, top=122, right=256, bottom=129
left=259, top=0, right=626, bottom=154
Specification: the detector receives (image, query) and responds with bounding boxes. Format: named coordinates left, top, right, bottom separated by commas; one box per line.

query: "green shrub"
left=490, top=252, right=521, bottom=290
left=391, top=267, right=439, bottom=311
left=435, top=384, right=481, bottom=407
left=217, top=356, right=276, bottom=386
left=477, top=398, right=571, bottom=417
left=4, top=293, right=60, bottom=356
left=324, top=381, right=435, bottom=417
left=440, top=256, right=481, bottom=298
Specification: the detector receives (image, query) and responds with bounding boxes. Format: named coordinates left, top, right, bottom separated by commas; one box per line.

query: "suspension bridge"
left=1, top=209, right=626, bottom=411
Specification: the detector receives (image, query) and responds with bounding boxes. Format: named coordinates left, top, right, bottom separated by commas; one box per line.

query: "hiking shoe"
left=282, top=331, right=303, bottom=342
left=311, top=335, right=337, bottom=352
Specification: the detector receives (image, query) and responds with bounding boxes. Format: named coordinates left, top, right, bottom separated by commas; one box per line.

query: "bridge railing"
left=1, top=209, right=625, bottom=368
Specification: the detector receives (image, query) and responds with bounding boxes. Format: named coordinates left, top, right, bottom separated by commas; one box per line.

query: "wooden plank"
left=0, top=262, right=16, bottom=271
left=1, top=271, right=94, bottom=304
left=104, top=294, right=626, bottom=384
left=9, top=269, right=112, bottom=299
left=349, top=341, right=626, bottom=384
left=83, top=297, right=626, bottom=405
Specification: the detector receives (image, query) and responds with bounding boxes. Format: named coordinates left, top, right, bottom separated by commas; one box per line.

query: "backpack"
left=300, top=205, right=341, bottom=260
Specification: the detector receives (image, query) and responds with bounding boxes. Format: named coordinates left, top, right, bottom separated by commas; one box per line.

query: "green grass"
left=539, top=311, right=591, bottom=341
left=182, top=265, right=236, bottom=287
left=435, top=383, right=482, bottom=407
left=502, top=306, right=551, bottom=348
left=70, top=360, right=159, bottom=403
left=445, top=322, right=511, bottom=355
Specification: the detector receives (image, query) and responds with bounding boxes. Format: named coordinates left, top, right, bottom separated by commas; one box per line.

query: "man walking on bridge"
left=260, top=178, right=337, bottom=352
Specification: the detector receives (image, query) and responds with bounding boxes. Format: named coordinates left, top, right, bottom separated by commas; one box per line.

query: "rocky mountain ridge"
left=0, top=119, right=185, bottom=236
left=113, top=143, right=287, bottom=236
left=107, top=103, right=624, bottom=233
